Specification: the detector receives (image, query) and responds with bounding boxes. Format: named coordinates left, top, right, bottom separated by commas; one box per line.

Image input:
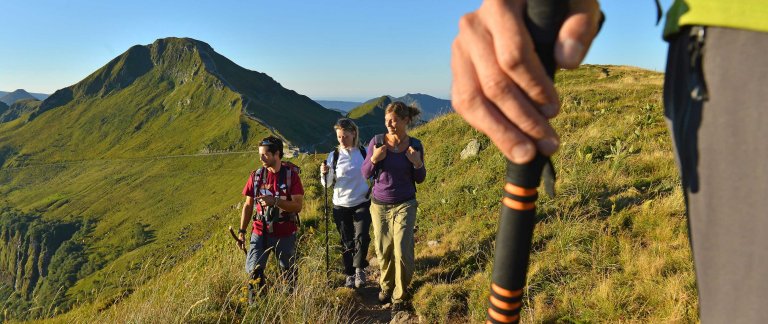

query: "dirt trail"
left=346, top=263, right=419, bottom=324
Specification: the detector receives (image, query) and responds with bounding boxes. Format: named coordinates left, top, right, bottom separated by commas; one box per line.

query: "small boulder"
left=460, top=139, right=481, bottom=160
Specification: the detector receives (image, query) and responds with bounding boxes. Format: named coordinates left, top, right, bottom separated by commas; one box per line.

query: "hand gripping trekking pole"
left=485, top=1, right=565, bottom=323
left=322, top=161, right=330, bottom=281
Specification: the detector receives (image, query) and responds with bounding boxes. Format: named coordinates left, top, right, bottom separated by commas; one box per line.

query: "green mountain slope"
left=0, top=37, right=341, bottom=167
left=0, top=37, right=346, bottom=320
left=346, top=95, right=391, bottom=143
left=0, top=65, right=695, bottom=323
left=0, top=98, right=41, bottom=122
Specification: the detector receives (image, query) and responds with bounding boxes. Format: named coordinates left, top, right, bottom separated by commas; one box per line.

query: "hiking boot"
left=378, top=290, right=391, bottom=304
left=345, top=275, right=355, bottom=288
left=354, top=268, right=366, bottom=288
left=391, top=302, right=405, bottom=316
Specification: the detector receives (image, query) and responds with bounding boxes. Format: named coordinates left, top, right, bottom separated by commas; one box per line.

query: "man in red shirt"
left=237, top=136, right=304, bottom=297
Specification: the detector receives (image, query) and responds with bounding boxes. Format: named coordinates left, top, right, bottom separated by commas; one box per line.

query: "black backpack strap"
left=408, top=137, right=424, bottom=191
left=372, top=134, right=385, bottom=184
left=331, top=148, right=339, bottom=187
left=357, top=145, right=372, bottom=199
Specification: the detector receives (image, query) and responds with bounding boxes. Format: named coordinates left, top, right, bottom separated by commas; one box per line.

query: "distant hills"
left=345, top=93, right=452, bottom=143
left=0, top=89, right=42, bottom=105
left=0, top=39, right=451, bottom=163
left=0, top=90, right=48, bottom=102
left=0, top=37, right=345, bottom=166
left=314, top=100, right=361, bottom=112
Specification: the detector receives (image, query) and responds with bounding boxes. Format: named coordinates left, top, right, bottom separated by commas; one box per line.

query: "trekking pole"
left=486, top=1, right=565, bottom=323
left=322, top=161, right=330, bottom=281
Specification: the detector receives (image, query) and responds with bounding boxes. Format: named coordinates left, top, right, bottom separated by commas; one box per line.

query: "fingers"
left=479, top=0, right=560, bottom=118
left=556, top=0, right=601, bottom=69
left=454, top=10, right=560, bottom=161
left=452, top=38, right=538, bottom=163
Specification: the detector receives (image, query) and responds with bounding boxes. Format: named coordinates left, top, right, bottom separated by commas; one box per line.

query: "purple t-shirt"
left=361, top=136, right=426, bottom=204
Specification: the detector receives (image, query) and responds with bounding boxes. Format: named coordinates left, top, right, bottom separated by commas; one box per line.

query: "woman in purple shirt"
left=361, top=101, right=426, bottom=315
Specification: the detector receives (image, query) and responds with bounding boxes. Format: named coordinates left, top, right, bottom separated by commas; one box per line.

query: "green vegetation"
left=0, top=65, right=696, bottom=322
left=0, top=99, right=41, bottom=123
left=346, top=96, right=391, bottom=142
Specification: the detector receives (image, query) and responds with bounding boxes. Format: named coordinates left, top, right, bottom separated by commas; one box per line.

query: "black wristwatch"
left=238, top=229, right=246, bottom=234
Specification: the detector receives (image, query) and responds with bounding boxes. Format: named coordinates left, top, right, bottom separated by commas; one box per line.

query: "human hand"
left=451, top=0, right=601, bottom=164
left=237, top=232, right=246, bottom=252
left=405, top=146, right=423, bottom=167
left=255, top=195, right=276, bottom=207
left=320, top=161, right=329, bottom=174
left=370, top=144, right=387, bottom=164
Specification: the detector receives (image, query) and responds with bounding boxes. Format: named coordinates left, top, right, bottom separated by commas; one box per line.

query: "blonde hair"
left=333, top=118, right=360, bottom=149
left=385, top=101, right=421, bottom=126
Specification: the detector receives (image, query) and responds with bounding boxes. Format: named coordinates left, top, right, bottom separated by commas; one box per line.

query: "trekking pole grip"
left=486, top=1, right=566, bottom=323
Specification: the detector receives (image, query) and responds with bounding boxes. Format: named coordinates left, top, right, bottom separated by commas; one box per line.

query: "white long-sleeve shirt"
left=320, top=147, right=370, bottom=207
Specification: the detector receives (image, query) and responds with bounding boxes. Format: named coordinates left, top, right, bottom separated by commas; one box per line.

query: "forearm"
left=276, top=198, right=302, bottom=213
left=240, top=202, right=253, bottom=231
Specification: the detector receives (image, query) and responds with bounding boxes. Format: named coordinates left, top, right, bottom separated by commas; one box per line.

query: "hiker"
left=237, top=136, right=304, bottom=297
left=361, top=101, right=426, bottom=315
left=451, top=0, right=768, bottom=322
left=320, top=118, right=372, bottom=289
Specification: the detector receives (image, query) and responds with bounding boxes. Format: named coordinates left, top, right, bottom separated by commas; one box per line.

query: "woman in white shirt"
left=320, top=118, right=372, bottom=288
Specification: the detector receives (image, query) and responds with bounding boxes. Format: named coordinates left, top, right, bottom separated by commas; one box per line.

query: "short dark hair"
left=259, top=136, right=283, bottom=158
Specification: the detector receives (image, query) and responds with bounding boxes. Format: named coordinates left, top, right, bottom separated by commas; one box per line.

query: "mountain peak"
left=0, top=89, right=37, bottom=105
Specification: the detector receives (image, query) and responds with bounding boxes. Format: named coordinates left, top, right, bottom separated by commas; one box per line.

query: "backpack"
left=251, top=161, right=301, bottom=225
left=331, top=146, right=372, bottom=198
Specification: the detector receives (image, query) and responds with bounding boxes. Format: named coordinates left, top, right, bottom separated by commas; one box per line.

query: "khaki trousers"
left=370, top=199, right=418, bottom=303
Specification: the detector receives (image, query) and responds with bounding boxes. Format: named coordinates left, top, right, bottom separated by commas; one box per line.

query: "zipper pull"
left=688, top=26, right=709, bottom=101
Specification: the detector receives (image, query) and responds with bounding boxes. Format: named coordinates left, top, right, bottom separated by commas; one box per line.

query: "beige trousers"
left=370, top=199, right=418, bottom=303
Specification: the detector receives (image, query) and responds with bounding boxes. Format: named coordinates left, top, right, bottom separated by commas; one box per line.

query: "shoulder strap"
left=279, top=162, right=300, bottom=196
left=331, top=148, right=340, bottom=187
left=409, top=137, right=423, bottom=152
left=359, top=146, right=366, bottom=159
left=253, top=167, right=266, bottom=197
left=277, top=162, right=290, bottom=194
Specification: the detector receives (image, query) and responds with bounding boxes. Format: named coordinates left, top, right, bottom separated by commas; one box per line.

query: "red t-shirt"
left=242, top=164, right=304, bottom=237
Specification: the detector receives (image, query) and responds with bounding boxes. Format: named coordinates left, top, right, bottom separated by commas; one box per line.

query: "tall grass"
left=3, top=65, right=696, bottom=323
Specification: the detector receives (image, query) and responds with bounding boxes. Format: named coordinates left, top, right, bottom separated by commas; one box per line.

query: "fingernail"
left=541, top=103, right=558, bottom=118
left=538, top=137, right=560, bottom=156
left=560, top=39, right=584, bottom=67
left=512, top=142, right=534, bottom=162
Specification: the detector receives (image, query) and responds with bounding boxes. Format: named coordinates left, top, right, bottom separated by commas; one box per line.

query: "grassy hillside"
left=0, top=99, right=41, bottom=122
left=346, top=96, right=391, bottom=144
left=1, top=65, right=695, bottom=323
left=0, top=38, right=341, bottom=167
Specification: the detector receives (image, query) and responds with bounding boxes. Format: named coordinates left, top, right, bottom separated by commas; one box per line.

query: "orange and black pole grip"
left=486, top=1, right=566, bottom=323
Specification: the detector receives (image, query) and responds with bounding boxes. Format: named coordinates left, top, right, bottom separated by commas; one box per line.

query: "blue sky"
left=1, top=1, right=671, bottom=102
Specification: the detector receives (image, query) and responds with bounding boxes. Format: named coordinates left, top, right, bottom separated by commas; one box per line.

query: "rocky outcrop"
left=0, top=209, right=80, bottom=299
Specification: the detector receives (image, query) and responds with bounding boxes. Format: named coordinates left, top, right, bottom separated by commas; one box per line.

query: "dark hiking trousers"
left=665, top=26, right=768, bottom=324
left=333, top=200, right=372, bottom=276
